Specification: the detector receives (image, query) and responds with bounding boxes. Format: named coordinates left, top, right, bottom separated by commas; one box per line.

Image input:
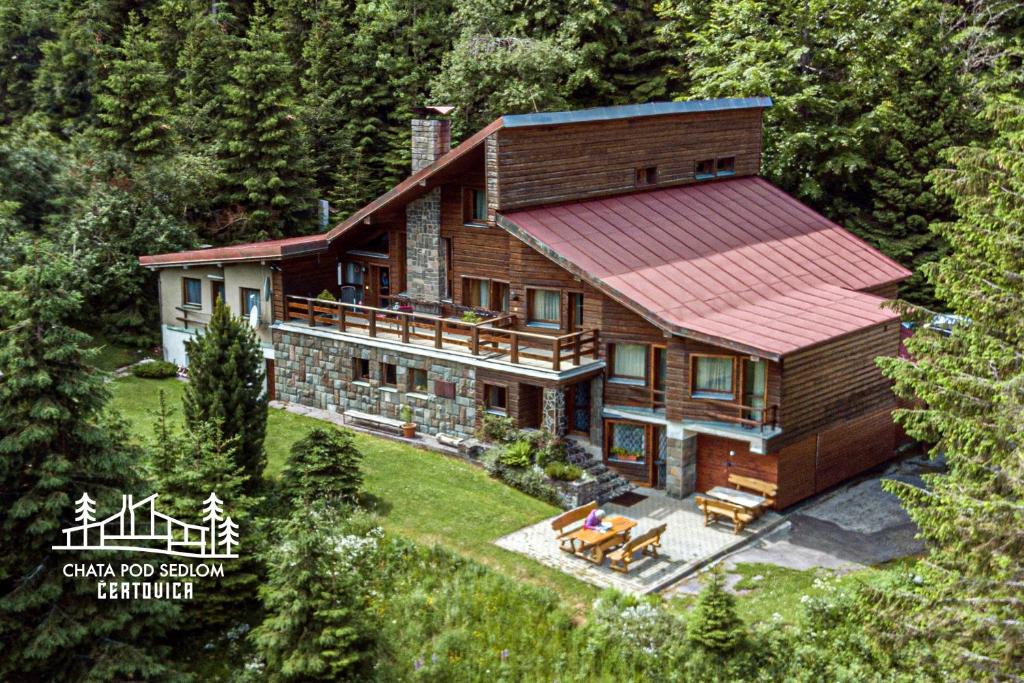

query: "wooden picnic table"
left=569, top=515, right=637, bottom=564
left=706, top=486, right=767, bottom=510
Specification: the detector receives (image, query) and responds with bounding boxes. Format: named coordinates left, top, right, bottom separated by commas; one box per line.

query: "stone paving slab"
left=494, top=492, right=781, bottom=594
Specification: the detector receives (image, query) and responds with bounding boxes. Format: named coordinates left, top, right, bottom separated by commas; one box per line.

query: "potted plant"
left=400, top=404, right=416, bottom=438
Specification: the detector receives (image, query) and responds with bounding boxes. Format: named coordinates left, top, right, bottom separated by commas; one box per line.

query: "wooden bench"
left=550, top=501, right=597, bottom=553
left=343, top=409, right=405, bottom=436
left=696, top=496, right=757, bottom=534
left=608, top=523, right=667, bottom=573
left=727, top=474, right=777, bottom=509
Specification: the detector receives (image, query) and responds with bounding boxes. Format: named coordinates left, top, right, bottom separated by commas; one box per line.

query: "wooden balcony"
left=283, top=295, right=601, bottom=373
left=704, top=399, right=779, bottom=433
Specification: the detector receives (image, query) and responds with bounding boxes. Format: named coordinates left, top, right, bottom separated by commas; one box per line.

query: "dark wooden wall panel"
left=775, top=434, right=817, bottom=508
left=494, top=109, right=764, bottom=210
left=860, top=281, right=900, bottom=299
left=814, top=407, right=896, bottom=492
left=695, top=435, right=778, bottom=494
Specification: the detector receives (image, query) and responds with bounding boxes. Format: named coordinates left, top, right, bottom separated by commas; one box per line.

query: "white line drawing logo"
left=52, top=492, right=238, bottom=558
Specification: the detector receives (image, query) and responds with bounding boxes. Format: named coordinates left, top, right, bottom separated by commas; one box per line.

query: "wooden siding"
left=492, top=109, right=764, bottom=210
left=778, top=321, right=900, bottom=448
left=814, top=407, right=896, bottom=492
left=860, top=281, right=900, bottom=299
left=281, top=253, right=337, bottom=301
left=694, top=435, right=777, bottom=495
left=475, top=369, right=544, bottom=429
left=774, top=434, right=817, bottom=508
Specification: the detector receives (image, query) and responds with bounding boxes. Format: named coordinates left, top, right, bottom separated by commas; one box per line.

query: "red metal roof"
left=139, top=234, right=326, bottom=267
left=498, top=177, right=911, bottom=358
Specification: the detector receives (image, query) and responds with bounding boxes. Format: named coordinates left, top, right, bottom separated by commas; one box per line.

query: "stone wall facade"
left=273, top=329, right=476, bottom=437
left=411, top=119, right=451, bottom=173
left=405, top=188, right=445, bottom=303
left=542, top=386, right=567, bottom=435
left=664, top=432, right=697, bottom=499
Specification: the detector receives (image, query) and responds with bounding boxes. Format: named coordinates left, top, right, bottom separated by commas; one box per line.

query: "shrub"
left=282, top=426, right=363, bottom=507
left=131, top=360, right=178, bottom=378
left=544, top=462, right=582, bottom=481
left=476, top=412, right=517, bottom=443
left=499, top=440, right=534, bottom=468
left=316, top=288, right=336, bottom=301
left=460, top=310, right=482, bottom=323
left=400, top=404, right=413, bottom=424
left=687, top=565, right=746, bottom=653
left=482, top=450, right=562, bottom=506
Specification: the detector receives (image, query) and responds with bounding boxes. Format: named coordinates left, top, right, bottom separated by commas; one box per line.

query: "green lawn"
left=109, top=377, right=598, bottom=607
left=87, top=335, right=159, bottom=372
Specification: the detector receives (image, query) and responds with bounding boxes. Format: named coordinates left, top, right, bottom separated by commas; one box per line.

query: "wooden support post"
left=510, top=333, right=519, bottom=364
left=471, top=327, right=480, bottom=356
left=552, top=337, right=561, bottom=371
left=573, top=334, right=581, bottom=365
left=338, top=306, right=346, bottom=332
left=401, top=315, right=410, bottom=344
left=307, top=300, right=315, bottom=327
left=434, top=319, right=443, bottom=349
left=368, top=311, right=376, bottom=337
left=592, top=330, right=600, bottom=359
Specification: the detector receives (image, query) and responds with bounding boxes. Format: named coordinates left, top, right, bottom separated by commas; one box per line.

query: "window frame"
left=608, top=343, right=649, bottom=386
left=695, top=158, right=716, bottom=179
left=634, top=165, right=658, bottom=187
left=716, top=156, right=736, bottom=176
left=182, top=277, right=202, bottom=309
left=381, top=362, right=397, bottom=388
left=690, top=353, right=737, bottom=401
left=211, top=279, right=226, bottom=304
left=239, top=286, right=261, bottom=318
left=526, top=287, right=561, bottom=328
left=462, top=276, right=491, bottom=309
left=567, top=291, right=584, bottom=331
left=352, top=357, right=370, bottom=382
left=407, top=367, right=429, bottom=394
left=741, top=358, right=768, bottom=421
left=604, top=420, right=648, bottom=465
left=483, top=383, right=508, bottom=415
left=463, top=187, right=488, bottom=225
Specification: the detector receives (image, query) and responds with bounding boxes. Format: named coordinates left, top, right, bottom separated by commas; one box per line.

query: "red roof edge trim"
left=495, top=213, right=782, bottom=360
left=138, top=237, right=327, bottom=268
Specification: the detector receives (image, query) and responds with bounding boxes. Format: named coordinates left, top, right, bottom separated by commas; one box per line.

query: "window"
left=464, top=188, right=487, bottom=223
left=635, top=166, right=658, bottom=187
left=653, top=346, right=667, bottom=407
left=342, top=262, right=364, bottom=286
left=211, top=280, right=226, bottom=304
left=182, top=277, right=202, bottom=308
left=692, top=355, right=735, bottom=400
left=407, top=368, right=428, bottom=393
left=695, top=159, right=715, bottom=179
left=463, top=277, right=490, bottom=309
left=716, top=156, right=735, bottom=175
left=493, top=282, right=510, bottom=312
left=381, top=362, right=397, bottom=387
left=527, top=288, right=560, bottom=327
left=608, top=422, right=646, bottom=464
left=353, top=357, right=370, bottom=382
left=610, top=343, right=647, bottom=384
left=240, top=287, right=260, bottom=318
left=484, top=384, right=507, bottom=415
left=568, top=292, right=584, bottom=331
left=742, top=359, right=766, bottom=422
left=442, top=237, right=453, bottom=300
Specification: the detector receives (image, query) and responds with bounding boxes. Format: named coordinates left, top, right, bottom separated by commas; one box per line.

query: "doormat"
left=609, top=491, right=647, bottom=507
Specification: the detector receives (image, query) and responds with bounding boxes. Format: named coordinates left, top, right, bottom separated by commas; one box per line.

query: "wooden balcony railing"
left=284, top=295, right=600, bottom=372
left=175, top=306, right=209, bottom=330
left=704, top=398, right=779, bottom=433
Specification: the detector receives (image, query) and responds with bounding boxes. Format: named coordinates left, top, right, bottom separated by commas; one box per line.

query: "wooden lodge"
left=141, top=98, right=910, bottom=507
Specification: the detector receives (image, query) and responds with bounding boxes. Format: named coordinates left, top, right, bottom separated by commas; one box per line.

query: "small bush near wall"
left=131, top=360, right=179, bottom=379
left=544, top=462, right=582, bottom=481
left=477, top=413, right=518, bottom=443
left=482, top=451, right=563, bottom=507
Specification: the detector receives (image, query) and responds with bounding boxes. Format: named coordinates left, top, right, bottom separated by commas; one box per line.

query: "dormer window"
left=716, top=156, right=736, bottom=175
left=634, top=166, right=658, bottom=187
left=463, top=188, right=487, bottom=224
left=695, top=159, right=715, bottom=179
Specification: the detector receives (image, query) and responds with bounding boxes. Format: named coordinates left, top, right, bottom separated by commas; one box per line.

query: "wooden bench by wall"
left=727, top=474, right=777, bottom=509
left=343, top=409, right=405, bottom=436
left=696, top=495, right=756, bottom=534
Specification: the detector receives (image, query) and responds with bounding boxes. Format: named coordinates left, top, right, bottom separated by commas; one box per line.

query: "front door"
left=567, top=381, right=590, bottom=435
left=367, top=265, right=390, bottom=308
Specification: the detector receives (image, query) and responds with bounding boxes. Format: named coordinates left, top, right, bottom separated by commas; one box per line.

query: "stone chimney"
left=405, top=107, right=453, bottom=306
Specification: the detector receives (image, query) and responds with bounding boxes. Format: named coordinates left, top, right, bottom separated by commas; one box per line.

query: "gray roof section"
left=502, top=98, right=773, bottom=128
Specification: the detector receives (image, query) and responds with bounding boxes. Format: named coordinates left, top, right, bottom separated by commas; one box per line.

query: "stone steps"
left=563, top=439, right=634, bottom=504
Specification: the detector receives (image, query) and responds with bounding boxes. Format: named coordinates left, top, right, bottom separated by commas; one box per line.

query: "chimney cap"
left=412, top=105, right=455, bottom=117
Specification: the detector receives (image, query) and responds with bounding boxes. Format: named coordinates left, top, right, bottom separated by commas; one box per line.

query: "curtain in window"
left=474, top=190, right=487, bottom=220
left=465, top=279, right=489, bottom=308
left=743, top=360, right=766, bottom=420
left=243, top=289, right=260, bottom=316
left=185, top=279, right=202, bottom=305
left=530, top=290, right=560, bottom=322
left=695, top=357, right=733, bottom=395
left=613, top=344, right=647, bottom=379
left=495, top=283, right=510, bottom=312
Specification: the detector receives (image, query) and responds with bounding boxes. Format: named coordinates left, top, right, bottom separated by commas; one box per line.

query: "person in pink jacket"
left=583, top=508, right=607, bottom=530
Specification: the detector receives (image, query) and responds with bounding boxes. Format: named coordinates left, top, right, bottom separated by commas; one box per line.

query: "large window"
left=240, top=287, right=260, bottom=317
left=527, top=288, right=560, bottom=327
left=182, top=277, right=202, bottom=308
left=463, top=278, right=510, bottom=312
left=691, top=355, right=735, bottom=400
left=484, top=384, right=508, bottom=415
left=607, top=422, right=646, bottom=464
left=610, top=343, right=647, bottom=384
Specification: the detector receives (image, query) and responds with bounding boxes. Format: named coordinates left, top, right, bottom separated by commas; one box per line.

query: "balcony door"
left=566, top=381, right=590, bottom=436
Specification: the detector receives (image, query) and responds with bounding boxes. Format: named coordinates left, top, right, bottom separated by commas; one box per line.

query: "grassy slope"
left=108, top=377, right=598, bottom=607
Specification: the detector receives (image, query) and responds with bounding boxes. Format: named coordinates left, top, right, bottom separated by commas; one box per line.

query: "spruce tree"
left=183, top=298, right=268, bottom=489
left=250, top=505, right=379, bottom=681
left=174, top=4, right=239, bottom=148
left=0, top=248, right=182, bottom=681
left=686, top=566, right=745, bottom=653
left=220, top=3, right=314, bottom=240
left=283, top=427, right=364, bottom=507
left=876, top=95, right=1024, bottom=680
left=151, top=403, right=262, bottom=631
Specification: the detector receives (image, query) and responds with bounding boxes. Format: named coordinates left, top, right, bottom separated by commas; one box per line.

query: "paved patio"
left=494, top=490, right=782, bottom=594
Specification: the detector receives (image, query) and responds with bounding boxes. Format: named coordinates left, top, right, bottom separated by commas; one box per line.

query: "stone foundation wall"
left=274, top=329, right=476, bottom=437
left=664, top=432, right=697, bottom=499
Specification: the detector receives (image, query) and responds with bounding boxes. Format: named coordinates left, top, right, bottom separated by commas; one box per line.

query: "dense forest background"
left=1, top=0, right=1021, bottom=344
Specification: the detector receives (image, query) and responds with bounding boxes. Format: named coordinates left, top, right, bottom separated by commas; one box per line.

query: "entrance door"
left=567, top=381, right=590, bottom=435
left=367, top=265, right=390, bottom=308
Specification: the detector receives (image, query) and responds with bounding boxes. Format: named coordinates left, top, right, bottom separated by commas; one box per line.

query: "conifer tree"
left=250, top=505, right=380, bottom=681
left=183, top=298, right=267, bottom=489
left=686, top=566, right=745, bottom=653
left=151, top=410, right=262, bottom=631
left=0, top=248, right=181, bottom=681
left=283, top=427, right=364, bottom=507
left=174, top=4, right=239, bottom=148
left=220, top=3, right=314, bottom=240
left=877, top=95, right=1024, bottom=680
